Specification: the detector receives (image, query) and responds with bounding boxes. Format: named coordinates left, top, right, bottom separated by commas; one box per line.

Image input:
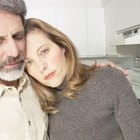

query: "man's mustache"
left=0, top=54, right=25, bottom=69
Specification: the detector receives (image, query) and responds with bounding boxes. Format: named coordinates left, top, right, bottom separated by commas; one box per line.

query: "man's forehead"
left=0, top=12, right=24, bottom=37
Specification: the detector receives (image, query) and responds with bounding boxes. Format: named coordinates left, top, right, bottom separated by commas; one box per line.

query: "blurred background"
left=25, top=0, right=140, bottom=99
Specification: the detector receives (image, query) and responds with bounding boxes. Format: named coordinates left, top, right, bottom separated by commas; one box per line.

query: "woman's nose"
left=36, top=61, right=48, bottom=73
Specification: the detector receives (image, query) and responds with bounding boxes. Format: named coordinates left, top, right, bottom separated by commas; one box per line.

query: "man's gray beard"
left=0, top=63, right=25, bottom=81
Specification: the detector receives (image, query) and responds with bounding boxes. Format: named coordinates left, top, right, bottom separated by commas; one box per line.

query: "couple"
left=0, top=0, right=140, bottom=140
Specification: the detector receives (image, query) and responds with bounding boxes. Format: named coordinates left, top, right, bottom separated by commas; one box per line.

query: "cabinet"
left=56, top=8, right=106, bottom=57
left=87, top=8, right=106, bottom=56
left=27, top=7, right=106, bottom=57
left=56, top=8, right=87, bottom=57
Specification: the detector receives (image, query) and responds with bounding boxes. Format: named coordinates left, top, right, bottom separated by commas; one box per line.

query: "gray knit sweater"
left=48, top=67, right=140, bottom=140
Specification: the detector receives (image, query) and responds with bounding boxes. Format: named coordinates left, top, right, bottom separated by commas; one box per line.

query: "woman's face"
left=25, top=29, right=67, bottom=88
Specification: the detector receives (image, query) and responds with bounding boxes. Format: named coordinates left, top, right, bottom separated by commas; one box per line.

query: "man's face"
left=0, top=12, right=26, bottom=82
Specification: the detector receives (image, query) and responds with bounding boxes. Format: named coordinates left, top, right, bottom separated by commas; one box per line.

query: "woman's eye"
left=40, top=49, right=49, bottom=55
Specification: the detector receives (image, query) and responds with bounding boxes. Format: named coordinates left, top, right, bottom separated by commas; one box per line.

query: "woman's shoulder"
left=88, top=67, right=133, bottom=100
left=91, top=67, right=125, bottom=79
left=88, top=67, right=129, bottom=88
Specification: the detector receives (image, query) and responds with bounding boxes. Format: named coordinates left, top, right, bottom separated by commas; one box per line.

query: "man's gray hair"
left=0, top=0, right=27, bottom=23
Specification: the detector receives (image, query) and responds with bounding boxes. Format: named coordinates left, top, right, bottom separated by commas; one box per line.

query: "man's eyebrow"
left=0, top=30, right=25, bottom=39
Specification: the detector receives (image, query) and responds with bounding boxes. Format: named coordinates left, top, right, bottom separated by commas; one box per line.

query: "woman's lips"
left=44, top=71, right=56, bottom=80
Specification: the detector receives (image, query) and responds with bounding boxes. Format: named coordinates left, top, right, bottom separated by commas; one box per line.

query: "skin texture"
left=26, top=28, right=67, bottom=88
left=0, top=12, right=25, bottom=86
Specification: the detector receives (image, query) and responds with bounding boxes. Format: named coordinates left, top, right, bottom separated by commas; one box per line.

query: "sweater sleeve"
left=102, top=67, right=140, bottom=140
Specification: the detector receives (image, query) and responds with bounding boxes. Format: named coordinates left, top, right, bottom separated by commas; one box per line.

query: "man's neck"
left=0, top=80, right=19, bottom=89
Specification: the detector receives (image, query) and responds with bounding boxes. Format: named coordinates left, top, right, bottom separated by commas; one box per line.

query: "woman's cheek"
left=50, top=51, right=64, bottom=66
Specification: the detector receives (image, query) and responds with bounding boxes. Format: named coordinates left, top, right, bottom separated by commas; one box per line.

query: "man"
left=0, top=0, right=48, bottom=139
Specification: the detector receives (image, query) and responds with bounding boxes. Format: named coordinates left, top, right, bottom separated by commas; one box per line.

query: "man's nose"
left=6, top=38, right=19, bottom=57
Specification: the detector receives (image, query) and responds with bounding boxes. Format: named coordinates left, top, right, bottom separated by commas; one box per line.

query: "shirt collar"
left=0, top=72, right=30, bottom=97
left=18, top=72, right=30, bottom=92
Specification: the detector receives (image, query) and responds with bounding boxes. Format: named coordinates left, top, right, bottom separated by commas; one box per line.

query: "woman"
left=25, top=18, right=140, bottom=140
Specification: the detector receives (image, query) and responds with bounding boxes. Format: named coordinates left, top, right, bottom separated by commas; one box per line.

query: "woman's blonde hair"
left=25, top=18, right=96, bottom=113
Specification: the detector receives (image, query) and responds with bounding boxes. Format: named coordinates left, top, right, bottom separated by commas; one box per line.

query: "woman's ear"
left=62, top=48, right=65, bottom=54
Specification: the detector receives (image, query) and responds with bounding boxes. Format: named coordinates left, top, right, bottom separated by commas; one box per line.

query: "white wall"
left=25, top=0, right=102, bottom=9
left=104, top=0, right=140, bottom=45
left=101, top=0, right=113, bottom=7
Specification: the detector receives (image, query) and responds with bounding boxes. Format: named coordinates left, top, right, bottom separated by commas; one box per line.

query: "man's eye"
left=13, top=33, right=24, bottom=40
left=40, top=49, right=49, bottom=55
left=15, top=35, right=24, bottom=40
